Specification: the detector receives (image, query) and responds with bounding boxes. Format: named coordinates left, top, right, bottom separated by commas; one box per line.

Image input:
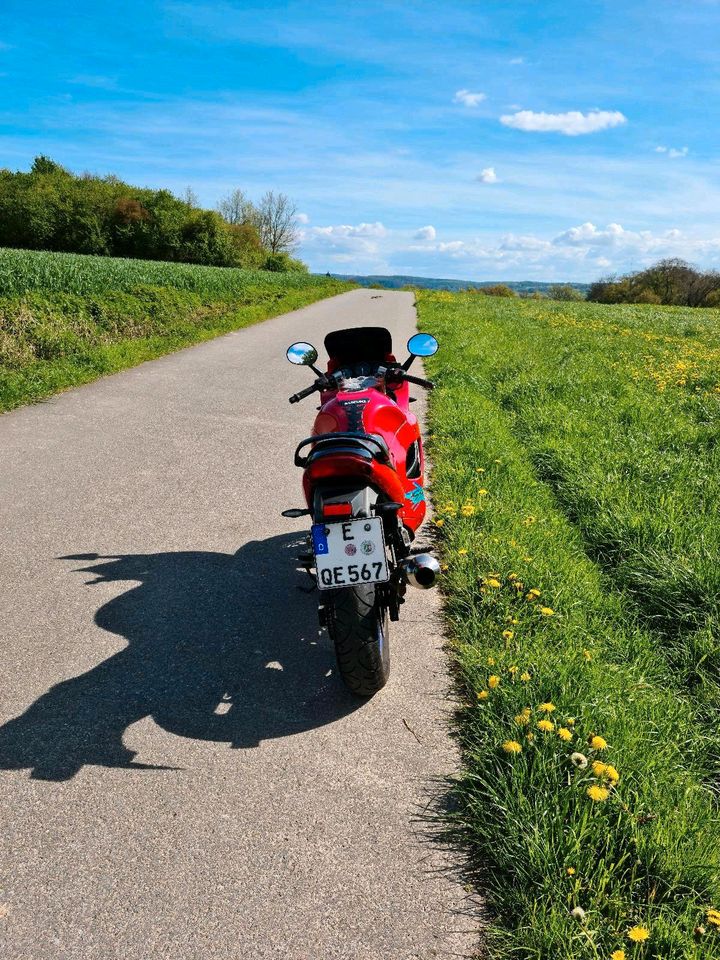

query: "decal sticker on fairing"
left=404, top=482, right=425, bottom=506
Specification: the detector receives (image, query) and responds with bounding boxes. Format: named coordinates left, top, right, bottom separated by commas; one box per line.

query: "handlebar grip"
left=400, top=372, right=435, bottom=390
left=289, top=383, right=319, bottom=404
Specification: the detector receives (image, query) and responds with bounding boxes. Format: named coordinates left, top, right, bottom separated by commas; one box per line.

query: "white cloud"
left=299, top=221, right=390, bottom=271
left=499, top=233, right=550, bottom=251
left=500, top=109, right=627, bottom=136
left=413, top=225, right=436, bottom=240
left=312, top=221, right=387, bottom=239
left=656, top=145, right=689, bottom=158
left=386, top=220, right=720, bottom=282
left=296, top=212, right=310, bottom=224
left=477, top=167, right=499, bottom=184
left=509, top=57, right=525, bottom=64
left=553, top=221, right=627, bottom=246
left=453, top=89, right=486, bottom=107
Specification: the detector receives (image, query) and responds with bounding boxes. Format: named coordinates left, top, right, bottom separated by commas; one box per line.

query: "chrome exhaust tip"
left=400, top=553, right=441, bottom=589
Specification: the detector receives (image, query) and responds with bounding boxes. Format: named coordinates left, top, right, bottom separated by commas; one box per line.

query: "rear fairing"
left=303, top=385, right=427, bottom=532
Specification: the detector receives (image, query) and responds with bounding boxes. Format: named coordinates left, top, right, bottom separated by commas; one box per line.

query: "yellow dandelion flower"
left=502, top=740, right=522, bottom=755
left=526, top=731, right=535, bottom=742
left=566, top=717, right=576, bottom=726
left=434, top=518, right=445, bottom=527
left=611, top=952, right=626, bottom=960
left=513, top=581, right=525, bottom=591
left=528, top=588, right=541, bottom=598
left=558, top=727, right=573, bottom=742
left=592, top=760, right=608, bottom=777
left=461, top=504, right=475, bottom=516
left=485, top=577, right=501, bottom=588
left=583, top=649, right=592, bottom=661
left=458, top=548, right=468, bottom=556
left=627, top=926, right=650, bottom=943
left=488, top=675, right=501, bottom=689
left=477, top=690, right=489, bottom=701
left=566, top=867, right=576, bottom=876
left=590, top=735, right=608, bottom=751
left=587, top=784, right=610, bottom=802
left=502, top=630, right=514, bottom=641
left=508, top=665, right=519, bottom=676
left=478, top=488, right=489, bottom=496
left=514, top=712, right=530, bottom=726
left=508, top=572, right=518, bottom=581
left=520, top=671, right=531, bottom=682
left=487, top=656, right=496, bottom=665
left=539, top=702, right=556, bottom=713
left=605, top=765, right=620, bottom=784
left=505, top=615, right=519, bottom=624
left=539, top=607, right=555, bottom=617
left=537, top=719, right=555, bottom=733
left=707, top=908, right=720, bottom=927
left=476, top=467, right=485, bottom=474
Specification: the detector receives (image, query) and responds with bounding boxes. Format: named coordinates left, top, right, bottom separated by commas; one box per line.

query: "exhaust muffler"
left=400, top=553, right=441, bottom=589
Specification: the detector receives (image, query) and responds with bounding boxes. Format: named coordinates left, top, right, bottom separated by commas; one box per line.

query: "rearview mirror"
left=286, top=342, right=319, bottom=366
left=407, top=333, right=439, bottom=357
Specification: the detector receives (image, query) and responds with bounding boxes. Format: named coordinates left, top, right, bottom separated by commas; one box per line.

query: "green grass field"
left=0, top=246, right=325, bottom=297
left=419, top=292, right=720, bottom=960
left=0, top=248, right=351, bottom=411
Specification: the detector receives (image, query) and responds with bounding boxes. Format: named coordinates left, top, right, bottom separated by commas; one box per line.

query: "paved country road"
left=0, top=289, right=477, bottom=959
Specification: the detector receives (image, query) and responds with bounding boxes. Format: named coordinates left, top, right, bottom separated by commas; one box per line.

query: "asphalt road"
left=0, top=289, right=476, bottom=959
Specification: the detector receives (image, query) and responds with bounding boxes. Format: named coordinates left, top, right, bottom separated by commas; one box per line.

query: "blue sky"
left=2, top=0, right=720, bottom=280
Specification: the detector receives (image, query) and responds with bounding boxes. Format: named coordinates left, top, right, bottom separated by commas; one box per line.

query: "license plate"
left=312, top=517, right=389, bottom=590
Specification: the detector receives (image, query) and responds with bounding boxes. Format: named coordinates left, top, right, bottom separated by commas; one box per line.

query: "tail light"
left=323, top=502, right=353, bottom=518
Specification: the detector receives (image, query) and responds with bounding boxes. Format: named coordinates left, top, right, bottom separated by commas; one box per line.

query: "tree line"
left=587, top=258, right=720, bottom=307
left=0, top=156, right=306, bottom=271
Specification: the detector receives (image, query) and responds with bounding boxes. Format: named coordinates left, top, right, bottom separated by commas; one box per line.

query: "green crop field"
left=420, top=292, right=720, bottom=959
left=0, top=247, right=352, bottom=411
left=0, top=246, right=328, bottom=298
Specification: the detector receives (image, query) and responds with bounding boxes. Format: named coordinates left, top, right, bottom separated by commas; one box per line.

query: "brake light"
left=324, top=502, right=353, bottom=518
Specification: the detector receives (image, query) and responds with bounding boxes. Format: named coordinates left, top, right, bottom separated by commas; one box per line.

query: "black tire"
left=326, top=584, right=390, bottom=697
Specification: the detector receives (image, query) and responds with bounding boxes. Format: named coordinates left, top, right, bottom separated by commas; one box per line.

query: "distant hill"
left=331, top=274, right=590, bottom=295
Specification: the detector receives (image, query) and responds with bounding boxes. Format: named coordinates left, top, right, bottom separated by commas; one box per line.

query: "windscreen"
left=324, top=326, right=392, bottom=363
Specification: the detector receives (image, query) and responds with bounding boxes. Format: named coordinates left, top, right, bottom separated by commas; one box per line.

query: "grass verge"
left=0, top=279, right=351, bottom=412
left=419, top=291, right=720, bottom=959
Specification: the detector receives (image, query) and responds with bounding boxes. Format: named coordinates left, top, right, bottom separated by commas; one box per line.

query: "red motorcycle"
left=283, top=326, right=440, bottom=696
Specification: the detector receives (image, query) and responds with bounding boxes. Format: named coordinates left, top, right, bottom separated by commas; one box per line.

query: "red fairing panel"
left=303, top=384, right=427, bottom=534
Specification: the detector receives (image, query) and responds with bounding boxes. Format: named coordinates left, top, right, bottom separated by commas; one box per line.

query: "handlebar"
left=287, top=367, right=434, bottom=404
left=289, top=382, right=321, bottom=404
left=396, top=370, right=435, bottom=390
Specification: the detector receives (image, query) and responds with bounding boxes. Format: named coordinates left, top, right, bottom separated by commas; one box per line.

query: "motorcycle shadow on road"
left=0, top=533, right=362, bottom=781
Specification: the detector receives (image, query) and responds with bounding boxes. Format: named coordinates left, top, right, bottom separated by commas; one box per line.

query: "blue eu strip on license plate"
left=311, top=524, right=329, bottom=555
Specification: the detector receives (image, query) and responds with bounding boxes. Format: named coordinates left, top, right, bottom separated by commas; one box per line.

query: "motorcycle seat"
left=295, top=432, right=390, bottom=468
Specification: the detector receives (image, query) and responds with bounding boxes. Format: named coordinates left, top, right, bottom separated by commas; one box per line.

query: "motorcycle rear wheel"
left=326, top=584, right=390, bottom=697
